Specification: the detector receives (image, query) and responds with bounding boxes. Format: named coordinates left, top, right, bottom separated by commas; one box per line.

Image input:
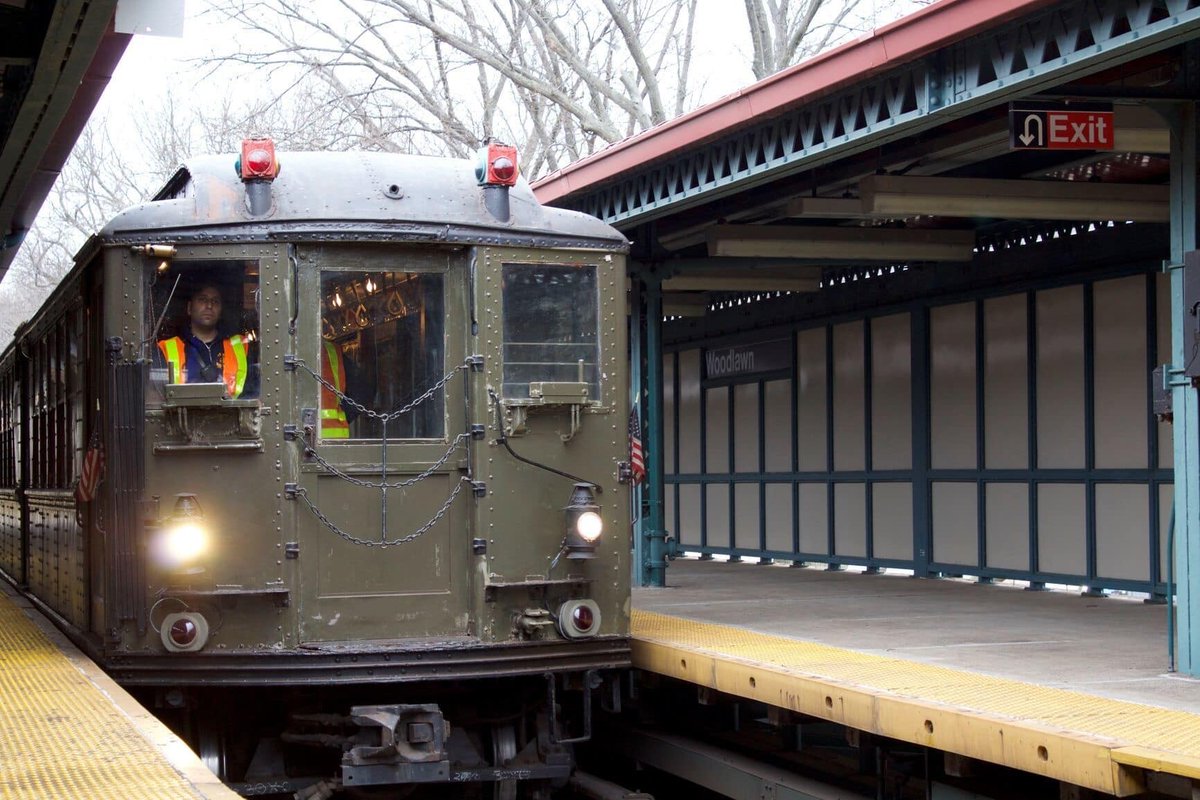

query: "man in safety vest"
left=320, top=339, right=352, bottom=439
left=157, top=283, right=254, bottom=399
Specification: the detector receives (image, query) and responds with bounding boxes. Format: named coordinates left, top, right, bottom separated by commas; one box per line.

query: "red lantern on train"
left=237, top=137, right=280, bottom=180
left=475, top=141, right=519, bottom=187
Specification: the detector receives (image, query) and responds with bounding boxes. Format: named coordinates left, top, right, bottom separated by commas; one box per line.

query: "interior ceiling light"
left=707, top=224, right=975, bottom=262
left=859, top=175, right=1167, bottom=223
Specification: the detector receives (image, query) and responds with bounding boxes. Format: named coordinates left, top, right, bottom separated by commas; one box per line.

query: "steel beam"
left=643, top=277, right=668, bottom=587
left=564, top=0, right=1200, bottom=229
left=1168, top=101, right=1200, bottom=676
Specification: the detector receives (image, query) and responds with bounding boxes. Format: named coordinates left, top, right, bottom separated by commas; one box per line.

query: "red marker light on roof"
left=238, top=137, right=279, bottom=181
left=476, top=142, right=519, bottom=187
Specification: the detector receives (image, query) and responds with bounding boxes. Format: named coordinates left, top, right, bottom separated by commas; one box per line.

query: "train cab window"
left=319, top=270, right=444, bottom=440
left=145, top=260, right=261, bottom=405
left=501, top=264, right=599, bottom=401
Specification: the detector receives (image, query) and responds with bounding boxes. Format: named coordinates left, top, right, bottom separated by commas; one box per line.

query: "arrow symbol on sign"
left=1019, top=114, right=1043, bottom=146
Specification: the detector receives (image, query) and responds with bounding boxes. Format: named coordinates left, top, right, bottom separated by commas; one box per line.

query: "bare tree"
left=206, top=0, right=705, bottom=175
left=744, top=0, right=864, bottom=80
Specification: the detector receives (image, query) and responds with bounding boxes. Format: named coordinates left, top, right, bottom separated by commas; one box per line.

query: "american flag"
left=628, top=402, right=645, bottom=485
left=74, top=429, right=104, bottom=504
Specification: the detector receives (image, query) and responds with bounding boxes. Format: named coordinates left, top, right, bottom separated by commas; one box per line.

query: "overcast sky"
left=99, top=0, right=924, bottom=138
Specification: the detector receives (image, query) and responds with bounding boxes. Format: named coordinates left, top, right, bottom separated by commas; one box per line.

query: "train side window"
left=145, top=260, right=261, bottom=405
left=319, top=270, right=445, bottom=440
left=501, top=264, right=600, bottom=401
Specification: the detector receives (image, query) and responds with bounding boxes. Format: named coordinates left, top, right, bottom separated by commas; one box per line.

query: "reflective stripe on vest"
left=320, top=340, right=350, bottom=438
left=225, top=336, right=248, bottom=399
left=158, top=337, right=186, bottom=384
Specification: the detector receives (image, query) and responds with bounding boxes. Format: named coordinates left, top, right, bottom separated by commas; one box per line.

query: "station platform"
left=0, top=583, right=236, bottom=799
left=632, top=558, right=1200, bottom=796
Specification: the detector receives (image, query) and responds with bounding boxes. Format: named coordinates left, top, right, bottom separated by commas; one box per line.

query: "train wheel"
left=491, top=722, right=518, bottom=800
left=196, top=723, right=229, bottom=781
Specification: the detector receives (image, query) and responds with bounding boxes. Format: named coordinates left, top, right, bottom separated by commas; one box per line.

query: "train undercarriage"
left=133, top=671, right=616, bottom=799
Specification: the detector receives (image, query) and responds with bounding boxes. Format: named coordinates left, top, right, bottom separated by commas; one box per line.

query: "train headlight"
left=563, top=483, right=602, bottom=560
left=153, top=493, right=210, bottom=571
left=576, top=511, right=603, bottom=543
left=163, top=522, right=209, bottom=564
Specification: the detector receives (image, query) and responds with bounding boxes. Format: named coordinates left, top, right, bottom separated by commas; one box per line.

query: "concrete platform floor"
left=633, top=557, right=1200, bottom=714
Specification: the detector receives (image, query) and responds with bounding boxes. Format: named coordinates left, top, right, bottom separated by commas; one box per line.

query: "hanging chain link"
left=292, top=478, right=467, bottom=548
left=288, top=356, right=479, bottom=547
left=304, top=433, right=469, bottom=489
left=291, top=356, right=472, bottom=422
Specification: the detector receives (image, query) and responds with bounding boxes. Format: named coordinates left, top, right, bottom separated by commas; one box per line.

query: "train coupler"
left=343, top=704, right=450, bottom=786
left=342, top=703, right=573, bottom=789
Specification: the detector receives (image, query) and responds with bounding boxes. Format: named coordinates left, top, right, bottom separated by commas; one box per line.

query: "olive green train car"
left=0, top=140, right=632, bottom=795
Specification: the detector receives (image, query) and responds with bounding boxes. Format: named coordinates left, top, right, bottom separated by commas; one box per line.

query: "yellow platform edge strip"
left=0, top=586, right=238, bottom=800
left=631, top=609, right=1200, bottom=796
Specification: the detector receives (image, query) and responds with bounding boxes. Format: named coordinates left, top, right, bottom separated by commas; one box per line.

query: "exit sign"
left=1009, top=103, right=1114, bottom=151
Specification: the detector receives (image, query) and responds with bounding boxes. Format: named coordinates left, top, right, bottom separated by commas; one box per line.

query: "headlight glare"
left=161, top=522, right=208, bottom=566
left=575, top=511, right=603, bottom=542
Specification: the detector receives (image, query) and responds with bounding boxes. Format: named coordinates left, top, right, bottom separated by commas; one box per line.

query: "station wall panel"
left=734, top=483, right=760, bottom=551
left=933, top=482, right=977, bottom=566
left=661, top=265, right=1169, bottom=593
left=931, top=304, right=977, bottom=470
left=705, top=386, right=729, bottom=473
left=871, top=313, right=912, bottom=470
left=764, top=381, right=791, bottom=472
left=833, top=323, right=866, bottom=471
left=1037, top=483, right=1086, bottom=576
left=765, top=483, right=793, bottom=553
left=678, top=483, right=701, bottom=548
left=834, top=482, right=866, bottom=559
left=678, top=351, right=701, bottom=474
left=1096, top=483, right=1150, bottom=582
left=1094, top=276, right=1147, bottom=469
left=985, top=483, right=1029, bottom=571
left=799, top=482, right=828, bottom=556
left=1036, top=287, right=1085, bottom=469
left=797, top=329, right=827, bottom=472
left=984, top=295, right=1029, bottom=469
left=705, top=483, right=730, bottom=550
left=873, top=482, right=912, bottom=560
left=734, top=384, right=758, bottom=473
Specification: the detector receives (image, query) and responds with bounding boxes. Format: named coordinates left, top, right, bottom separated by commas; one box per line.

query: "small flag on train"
left=628, top=402, right=645, bottom=486
left=75, top=429, right=105, bottom=504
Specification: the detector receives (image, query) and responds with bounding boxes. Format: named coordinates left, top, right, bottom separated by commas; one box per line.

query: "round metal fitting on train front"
left=160, top=611, right=210, bottom=653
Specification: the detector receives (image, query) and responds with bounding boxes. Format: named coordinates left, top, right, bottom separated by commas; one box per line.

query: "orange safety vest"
left=320, top=341, right=350, bottom=439
left=157, top=335, right=249, bottom=398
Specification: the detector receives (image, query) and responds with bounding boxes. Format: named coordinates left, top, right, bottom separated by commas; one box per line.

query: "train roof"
left=95, top=150, right=627, bottom=249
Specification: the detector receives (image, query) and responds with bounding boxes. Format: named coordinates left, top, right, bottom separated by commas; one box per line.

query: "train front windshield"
left=145, top=259, right=261, bottom=404
left=319, top=270, right=444, bottom=440
left=501, top=264, right=599, bottom=400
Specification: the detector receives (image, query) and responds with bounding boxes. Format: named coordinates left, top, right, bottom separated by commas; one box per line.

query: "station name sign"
left=1009, top=102, right=1113, bottom=151
left=703, top=338, right=791, bottom=383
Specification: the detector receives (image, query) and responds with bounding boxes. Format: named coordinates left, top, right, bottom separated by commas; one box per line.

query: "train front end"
left=89, top=139, right=632, bottom=794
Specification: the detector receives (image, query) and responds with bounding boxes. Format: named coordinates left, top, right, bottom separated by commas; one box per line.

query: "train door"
left=292, top=244, right=470, bottom=643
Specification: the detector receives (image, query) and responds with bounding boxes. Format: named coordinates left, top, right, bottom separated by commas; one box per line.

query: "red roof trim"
left=533, top=0, right=1058, bottom=204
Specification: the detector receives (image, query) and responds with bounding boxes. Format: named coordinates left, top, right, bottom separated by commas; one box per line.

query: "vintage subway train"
left=0, top=138, right=632, bottom=797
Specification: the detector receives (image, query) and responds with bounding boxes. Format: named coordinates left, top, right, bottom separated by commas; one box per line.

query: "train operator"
left=320, top=337, right=372, bottom=438
left=157, top=283, right=256, bottom=399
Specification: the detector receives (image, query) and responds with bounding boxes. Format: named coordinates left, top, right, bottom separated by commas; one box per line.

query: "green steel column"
left=643, top=275, right=668, bottom=586
left=629, top=275, right=644, bottom=586
left=1169, top=102, right=1200, bottom=675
